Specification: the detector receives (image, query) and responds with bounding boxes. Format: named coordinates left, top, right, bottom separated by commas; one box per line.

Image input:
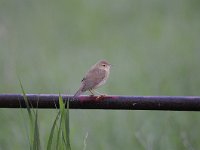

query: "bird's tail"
left=73, top=86, right=83, bottom=98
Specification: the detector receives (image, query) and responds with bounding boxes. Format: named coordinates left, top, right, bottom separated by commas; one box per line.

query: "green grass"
left=19, top=81, right=71, bottom=150
left=19, top=79, right=40, bottom=150
left=0, top=0, right=200, bottom=149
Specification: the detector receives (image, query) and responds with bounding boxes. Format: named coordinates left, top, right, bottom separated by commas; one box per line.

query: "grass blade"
left=47, top=111, right=60, bottom=150
left=19, top=78, right=41, bottom=150
left=18, top=78, right=33, bottom=124
left=56, top=112, right=62, bottom=150
left=33, top=110, right=41, bottom=150
left=19, top=79, right=34, bottom=150
left=57, top=94, right=71, bottom=150
left=65, top=100, right=71, bottom=149
left=83, top=132, right=89, bottom=150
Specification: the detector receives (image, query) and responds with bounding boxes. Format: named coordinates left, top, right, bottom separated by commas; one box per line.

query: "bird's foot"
left=95, top=94, right=107, bottom=100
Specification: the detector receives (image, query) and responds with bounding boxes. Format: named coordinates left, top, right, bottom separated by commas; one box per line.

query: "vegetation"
left=0, top=0, right=200, bottom=149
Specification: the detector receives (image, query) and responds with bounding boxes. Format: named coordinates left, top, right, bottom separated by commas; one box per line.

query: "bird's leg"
left=89, top=89, right=107, bottom=99
left=89, top=90, right=95, bottom=96
left=93, top=89, right=107, bottom=99
left=93, top=89, right=106, bottom=95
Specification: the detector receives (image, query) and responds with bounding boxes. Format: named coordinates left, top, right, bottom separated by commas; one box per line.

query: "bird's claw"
left=95, top=94, right=107, bottom=100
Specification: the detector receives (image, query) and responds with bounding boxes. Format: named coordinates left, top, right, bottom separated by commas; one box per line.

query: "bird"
left=73, top=60, right=111, bottom=97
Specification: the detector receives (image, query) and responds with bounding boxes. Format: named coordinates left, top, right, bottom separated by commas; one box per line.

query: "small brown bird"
left=74, top=60, right=111, bottom=97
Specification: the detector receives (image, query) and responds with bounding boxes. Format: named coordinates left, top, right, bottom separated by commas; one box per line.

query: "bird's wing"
left=81, top=68, right=106, bottom=91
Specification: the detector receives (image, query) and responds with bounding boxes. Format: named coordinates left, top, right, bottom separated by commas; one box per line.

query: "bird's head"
left=96, top=60, right=111, bottom=71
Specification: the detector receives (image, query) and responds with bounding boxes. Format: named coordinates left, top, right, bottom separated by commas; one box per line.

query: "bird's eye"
left=102, top=64, right=106, bottom=67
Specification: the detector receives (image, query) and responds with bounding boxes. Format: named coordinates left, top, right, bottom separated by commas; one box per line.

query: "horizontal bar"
left=0, top=94, right=200, bottom=111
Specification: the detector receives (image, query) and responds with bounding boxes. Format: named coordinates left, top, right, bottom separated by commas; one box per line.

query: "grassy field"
left=0, top=0, right=200, bottom=149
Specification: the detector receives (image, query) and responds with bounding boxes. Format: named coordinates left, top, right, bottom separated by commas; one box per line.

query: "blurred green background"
left=0, top=0, right=200, bottom=149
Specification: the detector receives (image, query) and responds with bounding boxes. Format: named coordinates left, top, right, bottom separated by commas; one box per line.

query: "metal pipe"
left=0, top=94, right=200, bottom=111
